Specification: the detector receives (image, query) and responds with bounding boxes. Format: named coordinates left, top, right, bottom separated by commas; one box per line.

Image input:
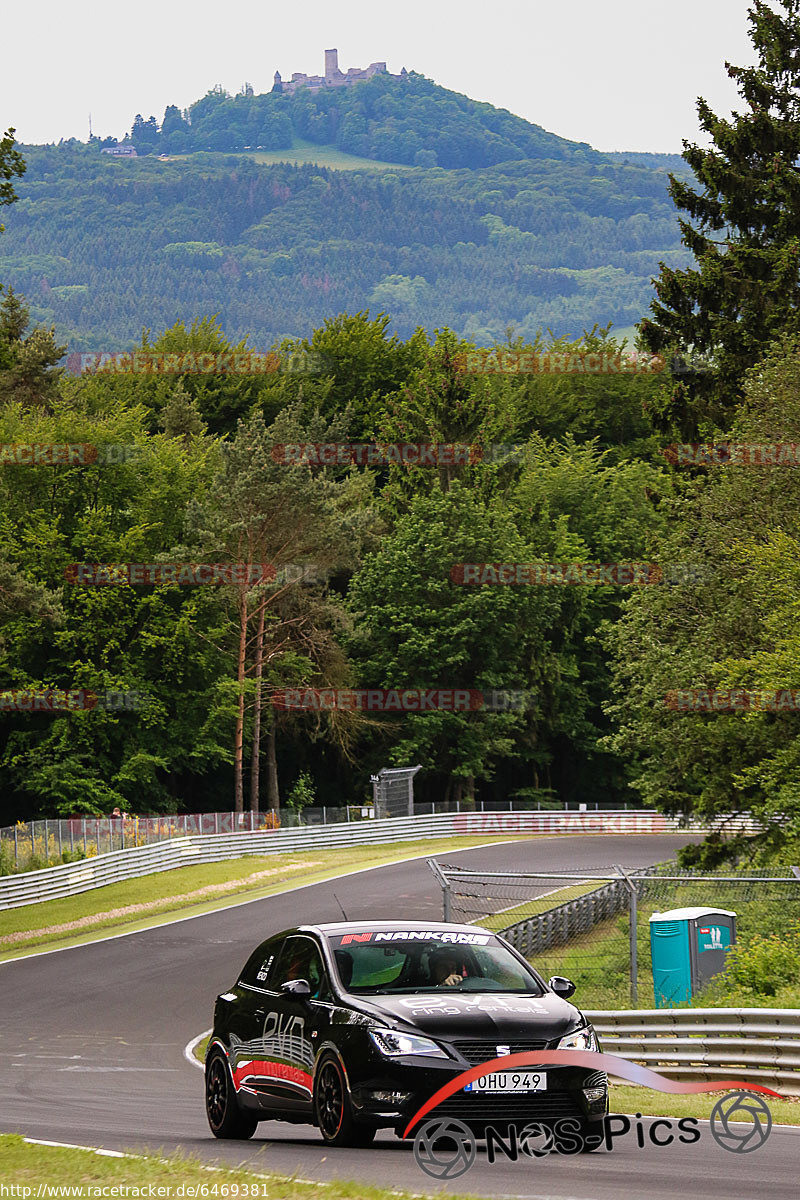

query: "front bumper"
left=350, top=1055, right=608, bottom=1133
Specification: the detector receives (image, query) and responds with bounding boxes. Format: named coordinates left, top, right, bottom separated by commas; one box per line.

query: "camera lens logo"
left=413, top=1117, right=476, bottom=1179
left=517, top=1121, right=555, bottom=1157
left=710, top=1091, right=772, bottom=1153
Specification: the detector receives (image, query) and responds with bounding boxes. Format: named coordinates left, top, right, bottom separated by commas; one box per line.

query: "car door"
left=255, top=934, right=334, bottom=1115
left=224, top=936, right=282, bottom=1098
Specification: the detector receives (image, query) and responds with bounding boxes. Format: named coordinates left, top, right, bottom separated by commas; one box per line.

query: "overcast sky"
left=3, top=0, right=755, bottom=152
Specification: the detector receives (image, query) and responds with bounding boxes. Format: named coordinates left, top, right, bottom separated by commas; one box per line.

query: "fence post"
left=58, top=820, right=63, bottom=860
left=426, top=858, right=452, bottom=921
left=615, top=864, right=638, bottom=1007
left=44, top=819, right=49, bottom=862
left=14, top=824, right=18, bottom=867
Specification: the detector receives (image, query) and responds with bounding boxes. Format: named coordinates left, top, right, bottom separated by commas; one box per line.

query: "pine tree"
left=158, top=378, right=206, bottom=445
left=0, top=128, right=26, bottom=233
left=640, top=0, right=800, bottom=433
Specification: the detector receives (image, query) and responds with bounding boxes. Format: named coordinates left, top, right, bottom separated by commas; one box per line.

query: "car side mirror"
left=548, top=975, right=576, bottom=999
left=280, top=978, right=312, bottom=1000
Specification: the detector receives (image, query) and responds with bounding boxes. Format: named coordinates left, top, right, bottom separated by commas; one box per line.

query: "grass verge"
left=609, top=1084, right=800, bottom=1124
left=0, top=1133, right=478, bottom=1197
left=480, top=881, right=600, bottom=932
left=0, top=834, right=533, bottom=959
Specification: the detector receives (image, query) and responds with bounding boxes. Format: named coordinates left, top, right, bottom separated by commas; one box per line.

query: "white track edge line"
left=184, top=1028, right=211, bottom=1070
left=0, top=836, right=544, bottom=966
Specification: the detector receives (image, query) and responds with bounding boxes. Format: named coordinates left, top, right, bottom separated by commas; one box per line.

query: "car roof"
left=306, top=921, right=491, bottom=936
left=266, top=921, right=494, bottom=940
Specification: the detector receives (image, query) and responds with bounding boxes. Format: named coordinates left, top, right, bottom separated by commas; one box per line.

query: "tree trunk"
left=249, top=603, right=266, bottom=814
left=266, top=717, right=279, bottom=814
left=233, top=592, right=248, bottom=814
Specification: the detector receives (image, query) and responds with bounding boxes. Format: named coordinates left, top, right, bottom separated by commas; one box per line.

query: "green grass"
left=610, top=1085, right=800, bottom=1124
left=194, top=1034, right=210, bottom=1062
left=171, top=139, right=414, bottom=171
left=0, top=1133, right=483, bottom=1197
left=480, top=881, right=601, bottom=931
left=0, top=834, right=534, bottom=959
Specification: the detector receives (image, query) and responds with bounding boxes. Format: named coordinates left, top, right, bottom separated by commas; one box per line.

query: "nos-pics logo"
left=406, top=1050, right=777, bottom=1180
left=413, top=1094, right=773, bottom=1179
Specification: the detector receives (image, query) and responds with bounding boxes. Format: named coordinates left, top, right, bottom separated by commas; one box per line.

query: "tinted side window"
left=270, top=935, right=330, bottom=1000
left=239, top=939, right=280, bottom=988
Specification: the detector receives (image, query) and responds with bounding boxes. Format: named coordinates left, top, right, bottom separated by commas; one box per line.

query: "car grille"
left=451, top=1039, right=550, bottom=1066
left=434, top=1091, right=583, bottom=1125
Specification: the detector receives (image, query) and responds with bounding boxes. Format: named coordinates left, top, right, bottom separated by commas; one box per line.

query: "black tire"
left=205, top=1049, right=259, bottom=1140
left=313, top=1054, right=376, bottom=1147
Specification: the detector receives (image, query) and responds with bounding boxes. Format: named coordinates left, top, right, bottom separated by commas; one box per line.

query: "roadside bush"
left=701, top=925, right=800, bottom=1003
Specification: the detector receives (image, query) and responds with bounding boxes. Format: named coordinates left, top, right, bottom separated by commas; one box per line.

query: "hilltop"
left=118, top=70, right=598, bottom=169
left=0, top=73, right=693, bottom=349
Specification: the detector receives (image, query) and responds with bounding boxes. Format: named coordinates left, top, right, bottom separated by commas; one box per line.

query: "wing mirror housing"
left=548, top=975, right=576, bottom=999
left=280, top=978, right=312, bottom=1000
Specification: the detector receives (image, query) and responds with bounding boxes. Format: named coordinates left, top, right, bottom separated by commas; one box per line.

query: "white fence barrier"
left=587, top=1007, right=800, bottom=1095
left=0, top=809, right=693, bottom=911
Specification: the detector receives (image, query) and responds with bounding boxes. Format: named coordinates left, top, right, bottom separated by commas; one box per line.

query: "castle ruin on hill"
left=274, top=48, right=406, bottom=95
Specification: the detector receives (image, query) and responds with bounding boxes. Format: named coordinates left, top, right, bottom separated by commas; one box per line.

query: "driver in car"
left=430, top=949, right=463, bottom=987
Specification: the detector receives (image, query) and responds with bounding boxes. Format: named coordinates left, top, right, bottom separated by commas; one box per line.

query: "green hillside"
left=126, top=71, right=596, bottom=167
left=0, top=74, right=693, bottom=349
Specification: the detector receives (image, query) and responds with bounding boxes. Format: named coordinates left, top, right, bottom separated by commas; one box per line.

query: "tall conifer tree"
left=641, top=0, right=800, bottom=433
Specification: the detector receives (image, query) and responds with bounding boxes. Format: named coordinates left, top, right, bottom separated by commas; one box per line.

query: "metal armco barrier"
left=0, top=809, right=688, bottom=911
left=587, top=1008, right=800, bottom=1095
left=499, top=874, right=648, bottom=957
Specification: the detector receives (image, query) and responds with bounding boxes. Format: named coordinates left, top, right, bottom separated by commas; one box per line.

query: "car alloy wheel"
left=205, top=1050, right=258, bottom=1140
left=314, top=1054, right=375, bottom=1146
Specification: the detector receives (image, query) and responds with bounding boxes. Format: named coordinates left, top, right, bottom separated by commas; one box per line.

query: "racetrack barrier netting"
left=428, top=860, right=800, bottom=1009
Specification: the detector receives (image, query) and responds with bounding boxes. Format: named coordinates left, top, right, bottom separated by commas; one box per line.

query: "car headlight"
left=557, top=1025, right=598, bottom=1052
left=369, top=1027, right=448, bottom=1058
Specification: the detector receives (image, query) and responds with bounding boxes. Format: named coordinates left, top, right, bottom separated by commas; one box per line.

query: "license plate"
left=465, top=1071, right=547, bottom=1093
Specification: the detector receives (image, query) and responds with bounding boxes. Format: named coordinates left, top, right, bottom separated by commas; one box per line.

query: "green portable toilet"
left=649, top=907, right=736, bottom=1007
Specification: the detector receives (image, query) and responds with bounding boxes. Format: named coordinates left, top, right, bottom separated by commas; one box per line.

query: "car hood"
left=348, top=990, right=582, bottom=1041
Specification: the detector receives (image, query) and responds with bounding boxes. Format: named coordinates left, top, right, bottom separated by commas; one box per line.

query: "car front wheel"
left=313, top=1054, right=376, bottom=1147
left=205, top=1050, right=258, bottom=1140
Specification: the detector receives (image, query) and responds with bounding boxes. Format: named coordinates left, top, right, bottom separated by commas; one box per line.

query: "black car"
left=205, top=920, right=608, bottom=1146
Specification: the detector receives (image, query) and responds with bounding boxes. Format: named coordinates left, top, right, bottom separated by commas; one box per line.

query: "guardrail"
left=499, top=874, right=651, bottom=957
left=0, top=809, right=688, bottom=911
left=587, top=1008, right=800, bottom=1095
left=0, top=801, right=651, bottom=869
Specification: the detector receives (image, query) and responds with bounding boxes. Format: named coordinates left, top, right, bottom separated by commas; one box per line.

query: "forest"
left=4, top=1, right=800, bottom=871
left=0, top=72, right=693, bottom=350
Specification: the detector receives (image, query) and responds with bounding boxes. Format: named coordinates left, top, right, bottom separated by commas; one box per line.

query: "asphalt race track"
left=2, top=833, right=797, bottom=1199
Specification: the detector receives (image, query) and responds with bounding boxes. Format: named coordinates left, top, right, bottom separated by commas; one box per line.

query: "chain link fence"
left=428, top=859, right=800, bottom=1009
left=1, top=795, right=596, bottom=872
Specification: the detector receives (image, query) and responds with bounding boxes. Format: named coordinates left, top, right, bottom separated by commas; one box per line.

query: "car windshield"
left=327, top=931, right=545, bottom=995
